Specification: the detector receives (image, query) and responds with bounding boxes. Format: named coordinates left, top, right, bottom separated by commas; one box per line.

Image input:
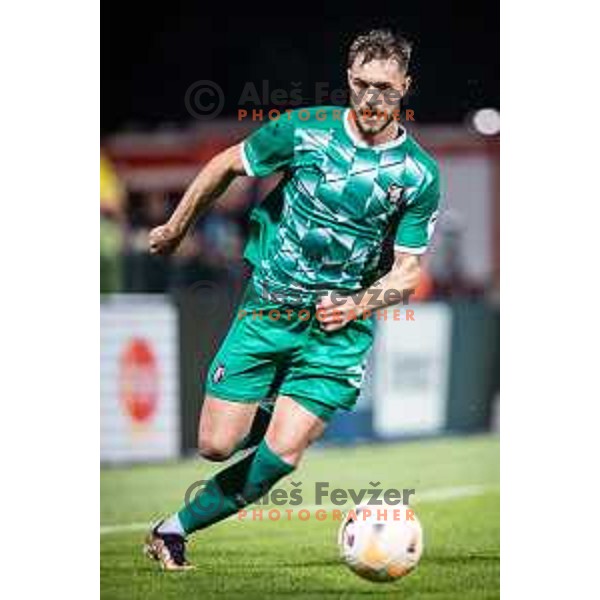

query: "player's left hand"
left=316, top=293, right=364, bottom=332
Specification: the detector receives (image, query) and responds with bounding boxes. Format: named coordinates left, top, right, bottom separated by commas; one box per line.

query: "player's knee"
left=264, top=435, right=304, bottom=467
left=197, top=435, right=235, bottom=462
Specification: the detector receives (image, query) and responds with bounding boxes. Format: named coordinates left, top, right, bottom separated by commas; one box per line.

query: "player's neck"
left=347, top=114, right=402, bottom=148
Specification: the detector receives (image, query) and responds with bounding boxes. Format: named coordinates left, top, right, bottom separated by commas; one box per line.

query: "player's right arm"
left=148, top=143, right=246, bottom=255
left=149, top=116, right=295, bottom=255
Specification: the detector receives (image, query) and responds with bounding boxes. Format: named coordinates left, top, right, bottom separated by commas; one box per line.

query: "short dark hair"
left=347, top=29, right=412, bottom=72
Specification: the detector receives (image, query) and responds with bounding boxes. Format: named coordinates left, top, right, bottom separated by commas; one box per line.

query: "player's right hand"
left=148, top=223, right=183, bottom=255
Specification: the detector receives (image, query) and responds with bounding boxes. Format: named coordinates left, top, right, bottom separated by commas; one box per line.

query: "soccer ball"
left=338, top=503, right=423, bottom=582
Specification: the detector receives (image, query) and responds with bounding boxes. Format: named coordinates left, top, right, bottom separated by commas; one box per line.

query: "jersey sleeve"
left=394, top=170, right=440, bottom=255
left=240, top=118, right=295, bottom=177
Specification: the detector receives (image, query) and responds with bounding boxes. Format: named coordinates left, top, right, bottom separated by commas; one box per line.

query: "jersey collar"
left=343, top=108, right=407, bottom=150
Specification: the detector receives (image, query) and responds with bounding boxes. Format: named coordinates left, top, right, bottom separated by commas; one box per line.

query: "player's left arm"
left=317, top=251, right=422, bottom=332
left=318, top=167, right=440, bottom=332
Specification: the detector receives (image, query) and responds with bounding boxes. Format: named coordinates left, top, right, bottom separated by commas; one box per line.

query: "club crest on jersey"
left=213, top=364, right=226, bottom=384
left=387, top=184, right=406, bottom=208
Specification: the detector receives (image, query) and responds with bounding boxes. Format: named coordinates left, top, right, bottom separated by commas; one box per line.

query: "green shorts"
left=205, top=283, right=374, bottom=421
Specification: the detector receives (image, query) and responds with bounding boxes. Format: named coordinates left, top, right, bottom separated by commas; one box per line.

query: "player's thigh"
left=264, top=395, right=327, bottom=466
left=200, top=298, right=281, bottom=458
left=204, top=286, right=289, bottom=405
left=198, top=395, right=259, bottom=460
left=201, top=351, right=277, bottom=459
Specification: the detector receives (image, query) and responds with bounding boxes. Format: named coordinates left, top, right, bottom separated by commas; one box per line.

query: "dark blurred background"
left=102, top=2, right=499, bottom=133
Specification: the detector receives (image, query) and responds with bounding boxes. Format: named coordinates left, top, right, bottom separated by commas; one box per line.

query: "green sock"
left=236, top=404, right=273, bottom=451
left=177, top=440, right=294, bottom=535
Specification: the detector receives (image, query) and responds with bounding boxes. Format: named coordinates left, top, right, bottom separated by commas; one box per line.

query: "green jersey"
left=241, top=106, right=440, bottom=305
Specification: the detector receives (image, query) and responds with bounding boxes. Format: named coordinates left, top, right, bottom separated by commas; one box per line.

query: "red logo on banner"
left=120, top=338, right=158, bottom=424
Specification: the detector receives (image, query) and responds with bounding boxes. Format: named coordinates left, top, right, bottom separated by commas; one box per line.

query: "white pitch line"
left=101, top=522, right=152, bottom=535
left=100, top=483, right=495, bottom=536
left=416, top=483, right=492, bottom=502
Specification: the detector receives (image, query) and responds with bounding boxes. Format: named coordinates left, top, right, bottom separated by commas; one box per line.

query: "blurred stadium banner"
left=373, top=304, right=452, bottom=437
left=100, top=296, right=180, bottom=463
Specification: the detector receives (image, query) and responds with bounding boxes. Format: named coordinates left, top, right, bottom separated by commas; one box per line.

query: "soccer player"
left=145, top=29, right=440, bottom=570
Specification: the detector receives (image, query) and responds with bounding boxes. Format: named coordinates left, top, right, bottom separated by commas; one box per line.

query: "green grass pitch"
left=101, top=434, right=499, bottom=599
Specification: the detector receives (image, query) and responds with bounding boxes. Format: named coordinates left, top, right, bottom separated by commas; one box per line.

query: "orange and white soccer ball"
left=338, top=503, right=423, bottom=582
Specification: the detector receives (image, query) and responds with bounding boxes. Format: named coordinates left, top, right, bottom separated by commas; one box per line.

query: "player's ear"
left=400, top=75, right=412, bottom=97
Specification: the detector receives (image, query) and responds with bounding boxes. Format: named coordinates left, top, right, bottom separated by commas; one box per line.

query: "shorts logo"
left=213, top=364, right=226, bottom=384
left=387, top=184, right=406, bottom=208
